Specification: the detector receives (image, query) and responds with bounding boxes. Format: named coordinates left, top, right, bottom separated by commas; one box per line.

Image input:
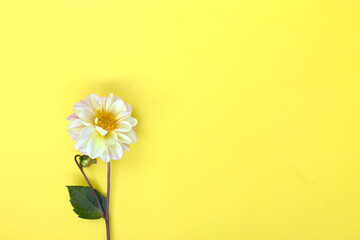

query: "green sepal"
left=66, top=186, right=106, bottom=219
left=80, top=155, right=96, bottom=168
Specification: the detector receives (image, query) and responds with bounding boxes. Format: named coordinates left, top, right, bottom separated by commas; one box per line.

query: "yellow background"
left=0, top=0, right=359, bottom=239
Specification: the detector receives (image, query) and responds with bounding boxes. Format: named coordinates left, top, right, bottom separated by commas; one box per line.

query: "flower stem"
left=74, top=155, right=106, bottom=219
left=106, top=162, right=111, bottom=240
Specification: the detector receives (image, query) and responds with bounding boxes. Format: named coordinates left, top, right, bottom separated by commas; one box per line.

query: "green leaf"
left=66, top=186, right=106, bottom=219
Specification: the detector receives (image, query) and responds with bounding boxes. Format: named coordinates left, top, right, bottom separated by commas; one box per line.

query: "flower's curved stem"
left=74, top=155, right=106, bottom=219
left=105, top=162, right=111, bottom=240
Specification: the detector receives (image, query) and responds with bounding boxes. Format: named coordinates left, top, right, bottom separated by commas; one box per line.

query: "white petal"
left=67, top=119, right=85, bottom=133
left=108, top=142, right=123, bottom=160
left=67, top=113, right=78, bottom=121
left=96, top=97, right=104, bottom=112
left=95, top=126, right=108, bottom=136
left=73, top=101, right=86, bottom=114
left=87, top=133, right=106, bottom=158
left=128, top=117, right=137, bottom=127
left=116, top=133, right=132, bottom=144
left=78, top=110, right=95, bottom=125
left=115, top=121, right=132, bottom=133
left=103, top=131, right=118, bottom=145
left=125, top=103, right=132, bottom=113
left=115, top=111, right=130, bottom=121
left=109, top=99, right=126, bottom=116
left=85, top=94, right=100, bottom=112
left=79, top=125, right=96, bottom=139
left=105, top=93, right=114, bottom=111
left=126, top=130, right=137, bottom=144
left=79, top=145, right=88, bottom=154
left=69, top=133, right=79, bottom=140
left=74, top=100, right=94, bottom=115
left=75, top=137, right=89, bottom=150
left=100, top=148, right=110, bottom=162
left=111, top=94, right=121, bottom=102
left=121, top=143, right=130, bottom=151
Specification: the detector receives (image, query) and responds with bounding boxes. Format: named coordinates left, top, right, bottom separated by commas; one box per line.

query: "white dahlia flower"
left=67, top=93, right=137, bottom=162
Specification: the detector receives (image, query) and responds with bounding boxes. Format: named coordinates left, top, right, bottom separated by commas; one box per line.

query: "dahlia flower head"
left=67, top=93, right=137, bottom=162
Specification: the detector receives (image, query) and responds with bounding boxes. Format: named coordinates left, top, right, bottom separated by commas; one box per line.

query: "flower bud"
left=80, top=155, right=97, bottom=168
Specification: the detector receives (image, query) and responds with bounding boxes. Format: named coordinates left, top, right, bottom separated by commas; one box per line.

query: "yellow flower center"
left=96, top=112, right=116, bottom=131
